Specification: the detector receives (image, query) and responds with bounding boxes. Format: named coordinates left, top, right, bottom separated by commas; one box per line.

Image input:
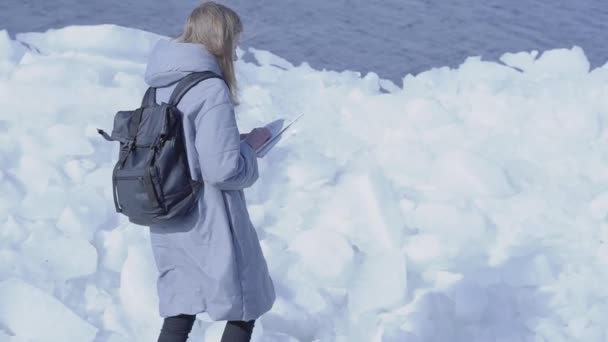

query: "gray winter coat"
left=143, top=39, right=276, bottom=321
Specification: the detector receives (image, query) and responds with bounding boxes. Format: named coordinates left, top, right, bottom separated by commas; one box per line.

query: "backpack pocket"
left=114, top=167, right=167, bottom=220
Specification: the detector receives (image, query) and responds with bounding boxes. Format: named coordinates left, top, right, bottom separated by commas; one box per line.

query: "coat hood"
left=144, top=39, right=223, bottom=88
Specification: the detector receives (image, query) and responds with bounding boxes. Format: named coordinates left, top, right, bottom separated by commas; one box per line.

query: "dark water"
left=1, top=0, right=607, bottom=83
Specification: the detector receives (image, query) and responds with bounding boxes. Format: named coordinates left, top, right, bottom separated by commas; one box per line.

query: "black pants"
left=157, top=314, right=255, bottom=342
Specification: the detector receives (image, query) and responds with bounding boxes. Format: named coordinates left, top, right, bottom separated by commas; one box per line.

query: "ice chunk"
left=240, top=84, right=273, bottom=107
left=530, top=46, right=590, bottom=78
left=0, top=278, right=97, bottom=342
left=501, top=254, right=556, bottom=287
left=102, top=303, right=130, bottom=337
left=404, top=234, right=444, bottom=265
left=256, top=332, right=301, bottom=342
left=255, top=297, right=317, bottom=340
left=590, top=191, right=608, bottom=221
left=0, top=215, right=26, bottom=247
left=14, top=155, right=55, bottom=194
left=0, top=330, right=30, bottom=342
left=56, top=207, right=87, bottom=238
left=17, top=185, right=67, bottom=220
left=98, top=226, right=130, bottom=273
left=379, top=78, right=401, bottom=93
left=456, top=56, right=522, bottom=91
left=422, top=270, right=463, bottom=290
left=119, top=243, right=161, bottom=340
left=249, top=47, right=294, bottom=70
left=499, top=50, right=539, bottom=72
left=289, top=229, right=355, bottom=285
left=0, top=248, right=18, bottom=279
left=284, top=150, right=337, bottom=189
left=348, top=251, right=407, bottom=317
left=410, top=203, right=487, bottom=238
left=12, top=57, right=102, bottom=86
left=20, top=229, right=97, bottom=280
left=316, top=159, right=406, bottom=252
left=450, top=282, right=488, bottom=322
left=428, top=150, right=514, bottom=198
left=84, top=283, right=112, bottom=315
left=290, top=286, right=327, bottom=315
left=406, top=98, right=457, bottom=131
left=0, top=30, right=26, bottom=76
left=46, top=124, right=95, bottom=157
left=105, top=333, right=131, bottom=342
left=56, top=184, right=109, bottom=241
left=401, top=65, right=458, bottom=97
left=16, top=24, right=164, bottom=62
left=203, top=321, right=228, bottom=342
left=84, top=166, right=114, bottom=202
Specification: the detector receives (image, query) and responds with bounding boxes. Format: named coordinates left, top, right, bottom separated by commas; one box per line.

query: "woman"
left=143, top=2, right=276, bottom=341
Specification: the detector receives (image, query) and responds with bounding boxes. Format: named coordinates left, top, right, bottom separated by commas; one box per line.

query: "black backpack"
left=97, top=71, right=225, bottom=226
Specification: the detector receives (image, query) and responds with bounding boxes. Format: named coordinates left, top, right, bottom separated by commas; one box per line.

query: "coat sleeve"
left=194, top=101, right=259, bottom=190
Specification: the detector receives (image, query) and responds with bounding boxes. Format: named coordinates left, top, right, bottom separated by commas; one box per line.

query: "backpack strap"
left=127, top=108, right=144, bottom=143
left=168, top=71, right=226, bottom=106
left=142, top=87, right=157, bottom=107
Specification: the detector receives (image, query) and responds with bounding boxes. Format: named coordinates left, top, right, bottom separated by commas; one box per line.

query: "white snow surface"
left=0, top=24, right=608, bottom=341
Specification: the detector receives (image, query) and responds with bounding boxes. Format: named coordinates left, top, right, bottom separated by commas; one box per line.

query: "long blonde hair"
left=177, top=1, right=243, bottom=105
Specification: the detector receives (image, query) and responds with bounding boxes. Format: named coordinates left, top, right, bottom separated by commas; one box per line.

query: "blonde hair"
left=177, top=1, right=243, bottom=105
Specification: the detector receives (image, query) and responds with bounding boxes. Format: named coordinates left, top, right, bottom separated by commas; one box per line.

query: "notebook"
left=244, top=113, right=304, bottom=158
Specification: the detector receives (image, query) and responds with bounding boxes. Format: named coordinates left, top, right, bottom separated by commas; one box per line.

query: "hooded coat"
left=143, top=38, right=275, bottom=321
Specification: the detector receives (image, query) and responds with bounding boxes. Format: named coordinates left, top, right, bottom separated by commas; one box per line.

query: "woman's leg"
left=157, top=314, right=196, bottom=342
left=220, top=320, right=256, bottom=342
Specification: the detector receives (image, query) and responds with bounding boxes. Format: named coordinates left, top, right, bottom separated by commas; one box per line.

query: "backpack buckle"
left=151, top=135, right=165, bottom=150
left=122, top=138, right=135, bottom=152
left=117, top=139, right=136, bottom=169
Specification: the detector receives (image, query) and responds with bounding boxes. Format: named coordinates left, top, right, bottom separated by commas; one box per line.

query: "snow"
left=0, top=23, right=607, bottom=341
left=0, top=278, right=98, bottom=342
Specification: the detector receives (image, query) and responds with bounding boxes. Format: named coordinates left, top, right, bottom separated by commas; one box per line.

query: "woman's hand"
left=243, top=127, right=271, bottom=150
